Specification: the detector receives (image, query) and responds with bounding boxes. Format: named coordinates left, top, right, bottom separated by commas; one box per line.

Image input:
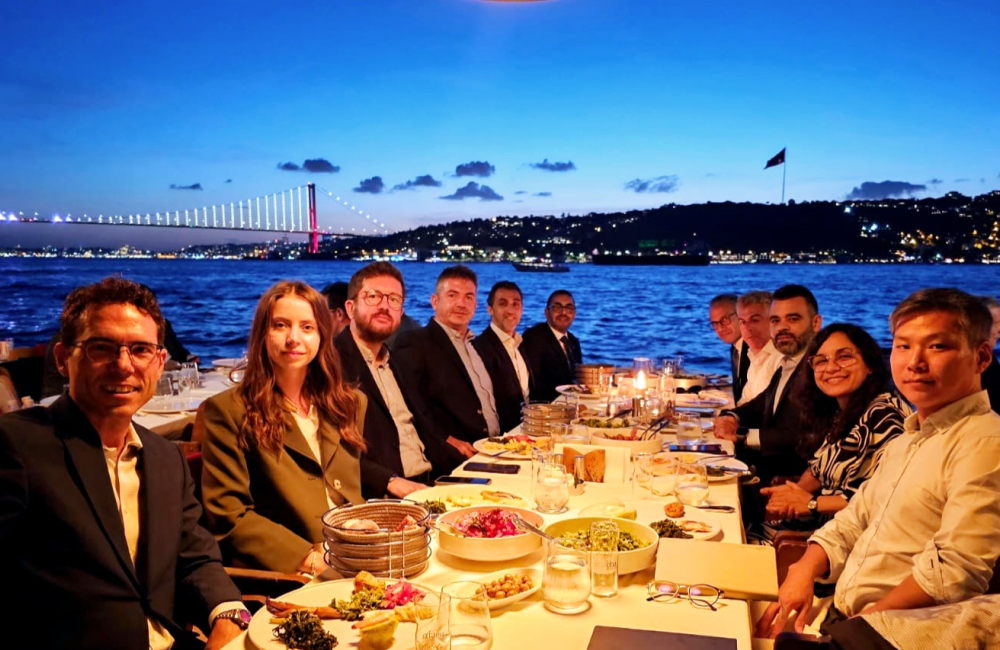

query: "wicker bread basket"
left=321, top=500, right=431, bottom=578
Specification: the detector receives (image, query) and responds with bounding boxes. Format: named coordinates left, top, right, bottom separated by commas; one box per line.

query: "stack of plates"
left=574, top=363, right=616, bottom=391
left=521, top=402, right=576, bottom=437
left=321, top=501, right=431, bottom=579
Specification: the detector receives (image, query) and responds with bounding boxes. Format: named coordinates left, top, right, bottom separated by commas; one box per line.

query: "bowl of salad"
left=435, top=506, right=544, bottom=562
left=543, top=516, right=658, bottom=574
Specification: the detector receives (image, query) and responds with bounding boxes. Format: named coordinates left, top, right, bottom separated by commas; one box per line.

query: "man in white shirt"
left=736, top=290, right=782, bottom=405
left=709, top=293, right=750, bottom=402
left=474, top=281, right=532, bottom=434
left=756, top=287, right=1000, bottom=638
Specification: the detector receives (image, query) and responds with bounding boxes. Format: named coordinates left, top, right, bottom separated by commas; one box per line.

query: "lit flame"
left=635, top=370, right=647, bottom=391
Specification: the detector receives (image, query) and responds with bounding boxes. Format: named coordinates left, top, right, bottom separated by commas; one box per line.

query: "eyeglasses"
left=548, top=302, right=576, bottom=313
left=72, top=338, right=164, bottom=367
left=709, top=312, right=737, bottom=330
left=359, top=289, right=403, bottom=310
left=646, top=580, right=724, bottom=610
left=807, top=350, right=860, bottom=372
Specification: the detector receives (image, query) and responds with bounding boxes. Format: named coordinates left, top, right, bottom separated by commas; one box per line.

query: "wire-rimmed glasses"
left=807, top=350, right=859, bottom=372
left=72, top=338, right=163, bottom=367
left=646, top=580, right=724, bottom=611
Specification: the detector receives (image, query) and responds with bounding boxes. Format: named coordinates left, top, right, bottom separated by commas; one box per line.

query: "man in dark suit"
left=0, top=277, right=244, bottom=650
left=709, top=293, right=750, bottom=403
left=977, top=295, right=1000, bottom=414
left=520, top=289, right=583, bottom=401
left=474, top=281, right=532, bottom=433
left=393, top=265, right=501, bottom=455
left=336, top=262, right=464, bottom=498
left=714, top=284, right=823, bottom=492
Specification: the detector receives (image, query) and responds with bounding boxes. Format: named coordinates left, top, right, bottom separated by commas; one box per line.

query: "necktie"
left=560, top=335, right=573, bottom=370
left=737, top=341, right=750, bottom=398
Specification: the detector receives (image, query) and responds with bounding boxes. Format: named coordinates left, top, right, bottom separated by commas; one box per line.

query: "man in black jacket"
left=336, top=262, right=464, bottom=498
left=520, top=289, right=583, bottom=401
left=474, top=281, right=532, bottom=433
left=393, top=265, right=501, bottom=455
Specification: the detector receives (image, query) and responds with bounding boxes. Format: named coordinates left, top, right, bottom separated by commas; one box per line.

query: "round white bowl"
left=436, top=506, right=544, bottom=562
left=543, top=516, right=658, bottom=574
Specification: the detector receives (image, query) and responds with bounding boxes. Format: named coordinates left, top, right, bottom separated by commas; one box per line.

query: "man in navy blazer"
left=520, top=289, right=583, bottom=401
left=474, top=281, right=532, bottom=434
left=335, top=262, right=464, bottom=499
left=0, top=277, right=244, bottom=650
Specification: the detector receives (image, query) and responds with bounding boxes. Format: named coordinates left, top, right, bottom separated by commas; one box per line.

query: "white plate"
left=675, top=393, right=729, bottom=407
left=212, top=358, right=242, bottom=369
left=659, top=509, right=722, bottom=541
left=141, top=396, right=203, bottom=414
left=472, top=436, right=538, bottom=459
left=247, top=578, right=430, bottom=650
left=478, top=567, right=542, bottom=611
left=555, top=384, right=603, bottom=400
left=406, top=485, right=529, bottom=511
left=651, top=452, right=747, bottom=483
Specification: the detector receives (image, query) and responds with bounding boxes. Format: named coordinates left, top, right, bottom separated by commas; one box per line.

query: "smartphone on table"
left=435, top=476, right=492, bottom=486
left=463, top=462, right=521, bottom=474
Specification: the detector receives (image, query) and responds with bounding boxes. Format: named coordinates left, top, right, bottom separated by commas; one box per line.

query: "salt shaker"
left=570, top=456, right=586, bottom=495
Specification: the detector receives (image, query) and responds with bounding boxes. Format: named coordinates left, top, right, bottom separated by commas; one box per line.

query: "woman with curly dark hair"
left=761, top=323, right=910, bottom=526
left=201, top=281, right=367, bottom=574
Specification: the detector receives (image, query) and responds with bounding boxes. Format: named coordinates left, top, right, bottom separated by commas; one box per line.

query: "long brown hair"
left=238, top=280, right=365, bottom=455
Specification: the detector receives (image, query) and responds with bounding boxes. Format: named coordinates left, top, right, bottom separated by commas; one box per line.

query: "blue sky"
left=1, top=0, right=998, bottom=249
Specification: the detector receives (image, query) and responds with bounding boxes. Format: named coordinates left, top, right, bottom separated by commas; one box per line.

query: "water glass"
left=535, top=463, right=570, bottom=514
left=155, top=372, right=177, bottom=397
left=676, top=412, right=704, bottom=444
left=617, top=377, right=635, bottom=400
left=590, top=521, right=619, bottom=598
left=564, top=423, right=591, bottom=444
left=414, top=592, right=451, bottom=650
left=177, top=362, right=199, bottom=395
left=650, top=469, right=678, bottom=497
left=441, top=581, right=492, bottom=650
left=632, top=452, right=654, bottom=498
left=543, top=540, right=591, bottom=614
left=675, top=461, right=710, bottom=506
left=550, top=423, right=572, bottom=445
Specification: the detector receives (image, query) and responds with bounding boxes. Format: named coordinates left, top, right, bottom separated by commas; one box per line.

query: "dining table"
left=220, top=407, right=766, bottom=650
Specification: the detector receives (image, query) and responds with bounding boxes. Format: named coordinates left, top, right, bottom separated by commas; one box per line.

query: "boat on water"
left=591, top=252, right=710, bottom=266
left=511, top=260, right=570, bottom=273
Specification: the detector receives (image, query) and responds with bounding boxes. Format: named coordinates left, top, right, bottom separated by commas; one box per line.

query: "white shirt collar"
left=490, top=322, right=522, bottom=347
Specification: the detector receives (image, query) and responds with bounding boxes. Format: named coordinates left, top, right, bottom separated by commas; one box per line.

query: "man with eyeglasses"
left=0, top=277, right=245, bottom=650
left=393, top=265, right=501, bottom=451
left=735, top=291, right=782, bottom=405
left=709, top=293, right=750, bottom=403
left=715, top=284, right=822, bottom=494
left=474, top=281, right=533, bottom=434
left=521, top=289, right=583, bottom=401
left=757, top=288, right=1000, bottom=645
left=335, top=262, right=464, bottom=498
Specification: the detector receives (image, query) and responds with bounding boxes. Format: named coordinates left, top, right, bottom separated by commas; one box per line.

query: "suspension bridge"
left=0, top=183, right=387, bottom=254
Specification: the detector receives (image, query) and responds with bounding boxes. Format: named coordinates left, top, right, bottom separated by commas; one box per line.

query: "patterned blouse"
left=809, top=391, right=912, bottom=501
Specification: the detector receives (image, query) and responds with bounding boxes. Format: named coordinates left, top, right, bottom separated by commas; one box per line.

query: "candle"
left=635, top=370, right=647, bottom=393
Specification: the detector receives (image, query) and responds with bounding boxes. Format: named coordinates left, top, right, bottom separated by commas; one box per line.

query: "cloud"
left=845, top=180, right=926, bottom=200
left=530, top=159, right=576, bottom=172
left=224, top=179, right=232, bottom=183
left=354, top=176, right=385, bottom=194
left=514, top=190, right=527, bottom=195
left=954, top=177, right=971, bottom=183
left=169, top=183, right=203, bottom=190
left=455, top=161, right=495, bottom=177
left=440, top=182, right=503, bottom=201
left=927, top=178, right=942, bottom=185
left=277, top=158, right=340, bottom=173
left=533, top=191, right=552, bottom=197
left=393, top=174, right=442, bottom=190
left=624, top=175, right=680, bottom=194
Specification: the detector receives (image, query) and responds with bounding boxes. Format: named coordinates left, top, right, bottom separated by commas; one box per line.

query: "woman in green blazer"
left=201, top=280, right=367, bottom=574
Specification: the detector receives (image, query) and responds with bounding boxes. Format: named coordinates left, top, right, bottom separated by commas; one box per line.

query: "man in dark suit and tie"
left=335, top=262, right=464, bottom=498
left=714, top=284, right=822, bottom=496
left=0, top=277, right=245, bottom=650
left=520, top=290, right=583, bottom=401
left=709, top=293, right=750, bottom=403
left=393, top=265, right=501, bottom=455
left=474, top=281, right=532, bottom=433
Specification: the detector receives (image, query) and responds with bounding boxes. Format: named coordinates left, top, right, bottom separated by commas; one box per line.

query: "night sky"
left=1, top=0, right=997, bottom=250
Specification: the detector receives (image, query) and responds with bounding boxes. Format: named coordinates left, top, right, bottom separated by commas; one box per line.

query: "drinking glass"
left=543, top=540, right=591, bottom=614
left=155, top=372, right=176, bottom=397
left=176, top=362, right=199, bottom=395
left=632, top=452, right=654, bottom=498
left=441, top=581, right=492, bottom=650
left=550, top=423, right=572, bottom=446
left=597, top=366, right=614, bottom=396
left=590, top=521, right=619, bottom=598
left=564, top=423, right=591, bottom=444
left=675, top=412, right=704, bottom=444
left=674, top=460, right=710, bottom=506
left=530, top=448, right=554, bottom=503
left=414, top=592, right=451, bottom=650
left=617, top=377, right=635, bottom=400
left=535, top=463, right=570, bottom=514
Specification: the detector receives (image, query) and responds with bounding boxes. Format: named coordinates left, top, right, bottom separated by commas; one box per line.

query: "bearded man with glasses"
left=335, top=262, right=464, bottom=498
left=0, top=277, right=245, bottom=650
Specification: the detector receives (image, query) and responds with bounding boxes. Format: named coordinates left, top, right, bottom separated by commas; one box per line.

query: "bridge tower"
left=308, top=183, right=318, bottom=254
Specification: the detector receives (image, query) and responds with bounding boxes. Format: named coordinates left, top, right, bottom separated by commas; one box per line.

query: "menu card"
left=586, top=625, right=736, bottom=650
left=655, top=537, right=779, bottom=601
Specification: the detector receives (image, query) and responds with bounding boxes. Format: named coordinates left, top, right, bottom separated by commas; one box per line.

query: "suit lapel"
left=348, top=336, right=393, bottom=421
left=281, top=410, right=323, bottom=468
left=428, top=320, right=476, bottom=392
left=138, top=428, right=169, bottom=586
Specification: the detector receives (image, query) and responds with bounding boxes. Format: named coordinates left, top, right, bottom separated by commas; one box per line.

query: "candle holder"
left=632, top=396, right=646, bottom=419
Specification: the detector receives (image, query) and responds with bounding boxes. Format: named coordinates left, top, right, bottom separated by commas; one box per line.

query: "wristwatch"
left=215, top=608, right=252, bottom=630
left=806, top=498, right=818, bottom=514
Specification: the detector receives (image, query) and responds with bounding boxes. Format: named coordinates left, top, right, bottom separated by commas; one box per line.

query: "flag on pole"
left=764, top=148, right=786, bottom=169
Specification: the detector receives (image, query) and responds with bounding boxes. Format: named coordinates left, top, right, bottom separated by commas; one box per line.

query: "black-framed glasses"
left=807, top=350, right=860, bottom=372
left=710, top=312, right=737, bottom=330
left=646, top=580, right=724, bottom=611
left=72, top=338, right=164, bottom=367
left=359, top=289, right=404, bottom=311
left=548, top=302, right=576, bottom=313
